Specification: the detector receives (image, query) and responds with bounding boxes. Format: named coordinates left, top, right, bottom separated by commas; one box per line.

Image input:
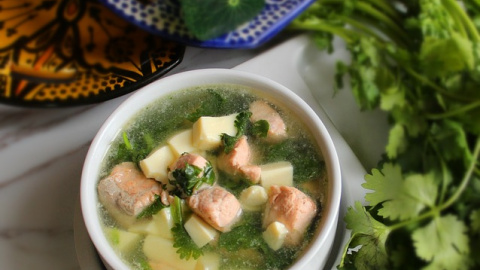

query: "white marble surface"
left=0, top=34, right=389, bottom=270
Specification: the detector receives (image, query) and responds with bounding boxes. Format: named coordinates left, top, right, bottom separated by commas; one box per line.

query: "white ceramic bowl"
left=81, top=68, right=341, bottom=270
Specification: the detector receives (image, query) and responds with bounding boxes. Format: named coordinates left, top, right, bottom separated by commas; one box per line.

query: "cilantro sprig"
left=291, top=0, right=480, bottom=269
left=171, top=196, right=203, bottom=260
left=136, top=194, right=166, bottom=219
left=170, top=162, right=215, bottom=197
left=221, top=111, right=269, bottom=153
left=221, top=111, right=253, bottom=153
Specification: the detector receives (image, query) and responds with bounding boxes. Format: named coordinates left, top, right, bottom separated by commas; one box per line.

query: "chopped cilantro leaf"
left=113, top=132, right=155, bottom=166
left=218, top=212, right=263, bottom=251
left=171, top=223, right=203, bottom=260
left=170, top=196, right=203, bottom=260
left=186, top=90, right=226, bottom=122
left=263, top=138, right=325, bottom=182
left=221, top=111, right=252, bottom=153
left=252, top=119, right=269, bottom=138
left=170, top=163, right=215, bottom=197
left=136, top=194, right=166, bottom=219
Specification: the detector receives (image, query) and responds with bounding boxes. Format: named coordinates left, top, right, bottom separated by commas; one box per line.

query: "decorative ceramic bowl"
left=81, top=68, right=341, bottom=269
left=98, top=0, right=316, bottom=48
left=0, top=0, right=184, bottom=107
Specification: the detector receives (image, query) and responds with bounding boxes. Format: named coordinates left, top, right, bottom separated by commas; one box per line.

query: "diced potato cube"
left=239, top=185, right=268, bottom=211
left=105, top=227, right=142, bottom=253
left=128, top=219, right=161, bottom=236
left=152, top=207, right=174, bottom=239
left=192, top=114, right=238, bottom=150
left=262, top=221, right=289, bottom=251
left=129, top=208, right=173, bottom=239
left=195, top=252, right=220, bottom=270
left=143, top=235, right=197, bottom=270
left=168, top=129, right=197, bottom=158
left=184, top=214, right=219, bottom=248
left=139, top=146, right=175, bottom=183
left=259, top=161, right=293, bottom=189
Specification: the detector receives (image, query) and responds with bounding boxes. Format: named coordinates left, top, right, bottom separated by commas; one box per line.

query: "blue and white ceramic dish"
left=98, top=0, right=316, bottom=49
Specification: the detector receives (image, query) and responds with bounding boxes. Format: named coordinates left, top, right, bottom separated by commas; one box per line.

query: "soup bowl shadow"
left=81, top=68, right=342, bottom=270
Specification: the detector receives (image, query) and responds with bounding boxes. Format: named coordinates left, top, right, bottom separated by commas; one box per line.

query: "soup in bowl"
left=81, top=69, right=341, bottom=270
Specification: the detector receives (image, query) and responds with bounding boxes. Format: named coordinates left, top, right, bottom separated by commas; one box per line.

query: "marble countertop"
left=0, top=33, right=389, bottom=270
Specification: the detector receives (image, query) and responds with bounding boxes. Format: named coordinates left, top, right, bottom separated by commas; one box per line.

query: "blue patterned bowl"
left=98, top=0, right=316, bottom=48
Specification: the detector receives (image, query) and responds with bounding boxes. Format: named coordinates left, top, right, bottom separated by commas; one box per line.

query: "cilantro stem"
left=440, top=136, right=480, bottom=210
left=295, top=0, right=410, bottom=46
left=362, top=0, right=402, bottom=21
left=340, top=16, right=384, bottom=41
left=171, top=196, right=183, bottom=224
left=447, top=3, right=468, bottom=38
left=288, top=19, right=356, bottom=43
left=426, top=100, right=480, bottom=120
left=122, top=132, right=132, bottom=150
left=389, top=136, right=480, bottom=231
left=318, top=0, right=404, bottom=25
left=442, top=0, right=480, bottom=42
left=354, top=1, right=410, bottom=44
left=401, top=66, right=473, bottom=102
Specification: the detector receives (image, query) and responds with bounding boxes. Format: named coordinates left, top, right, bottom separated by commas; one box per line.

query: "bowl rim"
left=80, top=68, right=342, bottom=270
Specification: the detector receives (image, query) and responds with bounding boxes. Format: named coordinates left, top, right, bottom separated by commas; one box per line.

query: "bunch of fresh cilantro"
left=290, top=0, right=480, bottom=269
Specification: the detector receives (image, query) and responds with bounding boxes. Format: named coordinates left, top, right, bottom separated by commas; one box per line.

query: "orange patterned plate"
left=0, top=0, right=185, bottom=107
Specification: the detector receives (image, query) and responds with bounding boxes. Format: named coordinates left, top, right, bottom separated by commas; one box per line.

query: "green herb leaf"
left=171, top=223, right=203, bottom=260
left=470, top=209, right=480, bottom=234
left=263, top=138, right=325, bottom=182
left=252, top=119, right=269, bottom=138
left=170, top=163, right=215, bottom=197
left=218, top=223, right=263, bottom=251
left=180, top=0, right=265, bottom=40
left=385, top=123, right=407, bottom=159
left=221, top=111, right=252, bottom=154
left=136, top=195, right=166, bottom=219
left=363, top=163, right=439, bottom=221
left=362, top=163, right=404, bottom=207
left=430, top=120, right=472, bottom=167
left=115, top=132, right=155, bottom=165
left=186, top=90, right=226, bottom=122
left=419, top=35, right=472, bottom=77
left=342, top=201, right=391, bottom=270
left=169, top=196, right=202, bottom=259
left=412, top=215, right=471, bottom=269
left=380, top=173, right=438, bottom=221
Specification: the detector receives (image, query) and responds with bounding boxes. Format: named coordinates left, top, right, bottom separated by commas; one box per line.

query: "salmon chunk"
left=217, top=135, right=261, bottom=183
left=249, top=100, right=287, bottom=142
left=169, top=153, right=209, bottom=173
left=97, top=162, right=163, bottom=217
left=238, top=165, right=261, bottom=184
left=263, top=185, right=317, bottom=245
left=187, top=186, right=242, bottom=232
